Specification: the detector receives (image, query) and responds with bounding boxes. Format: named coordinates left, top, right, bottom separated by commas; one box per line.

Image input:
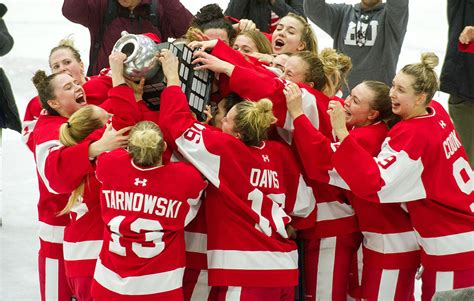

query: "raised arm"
left=224, top=0, right=251, bottom=21
left=303, top=0, right=349, bottom=37
left=271, top=0, right=305, bottom=18
left=62, top=0, right=104, bottom=28
left=159, top=0, right=193, bottom=39
left=385, top=0, right=409, bottom=43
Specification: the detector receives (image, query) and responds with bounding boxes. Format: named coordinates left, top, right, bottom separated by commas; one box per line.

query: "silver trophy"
left=112, top=31, right=213, bottom=121
left=112, top=31, right=161, bottom=80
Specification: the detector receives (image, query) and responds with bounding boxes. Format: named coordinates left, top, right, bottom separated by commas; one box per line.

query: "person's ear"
left=47, top=98, right=61, bottom=111
left=367, top=109, right=380, bottom=121
left=163, top=141, right=167, bottom=153
left=297, top=41, right=306, bottom=52
left=415, top=93, right=427, bottom=106
left=306, top=81, right=314, bottom=88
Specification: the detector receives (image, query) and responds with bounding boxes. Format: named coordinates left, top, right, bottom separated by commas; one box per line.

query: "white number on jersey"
left=107, top=216, right=165, bottom=258
left=453, top=157, right=474, bottom=195
left=248, top=189, right=288, bottom=238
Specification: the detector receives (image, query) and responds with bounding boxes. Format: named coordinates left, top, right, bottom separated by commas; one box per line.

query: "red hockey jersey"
left=293, top=116, right=420, bottom=268
left=92, top=149, right=207, bottom=300
left=31, top=85, right=139, bottom=260
left=226, top=62, right=358, bottom=238
left=159, top=86, right=316, bottom=287
left=333, top=104, right=474, bottom=271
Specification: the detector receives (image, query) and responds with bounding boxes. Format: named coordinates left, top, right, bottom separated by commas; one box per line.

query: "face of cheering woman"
left=47, top=73, right=87, bottom=118
left=49, top=41, right=87, bottom=85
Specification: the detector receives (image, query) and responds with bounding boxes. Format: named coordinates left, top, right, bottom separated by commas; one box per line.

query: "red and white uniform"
left=226, top=61, right=361, bottom=300
left=159, top=86, right=315, bottom=296
left=62, top=85, right=142, bottom=301
left=29, top=83, right=135, bottom=301
left=91, top=149, right=207, bottom=301
left=32, top=112, right=87, bottom=301
left=293, top=115, right=420, bottom=300
left=332, top=104, right=474, bottom=301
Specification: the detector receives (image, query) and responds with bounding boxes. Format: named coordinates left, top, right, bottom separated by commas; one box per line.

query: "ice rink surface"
left=0, top=1, right=450, bottom=299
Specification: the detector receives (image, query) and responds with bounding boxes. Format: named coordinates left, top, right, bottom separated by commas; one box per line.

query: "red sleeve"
left=278, top=143, right=316, bottom=220
left=159, top=85, right=197, bottom=148
left=332, top=135, right=384, bottom=201
left=104, top=85, right=143, bottom=130
left=229, top=66, right=290, bottom=127
left=22, top=96, right=43, bottom=151
left=293, top=114, right=334, bottom=182
left=458, top=41, right=474, bottom=53
left=83, top=74, right=112, bottom=106
left=211, top=39, right=274, bottom=75
left=137, top=101, right=160, bottom=125
left=41, top=140, right=95, bottom=194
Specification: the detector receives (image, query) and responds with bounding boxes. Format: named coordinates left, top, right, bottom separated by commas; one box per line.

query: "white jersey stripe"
left=316, top=237, right=336, bottom=299
left=378, top=269, right=399, bottom=299
left=38, top=222, right=65, bottom=244
left=35, top=140, right=62, bottom=194
left=190, top=270, right=211, bottom=301
left=376, top=144, right=427, bottom=203
left=435, top=271, right=454, bottom=292
left=362, top=231, right=420, bottom=254
left=63, top=240, right=102, bottom=261
left=94, top=258, right=184, bottom=295
left=184, top=189, right=205, bottom=226
left=225, top=287, right=242, bottom=301
left=185, top=231, right=207, bottom=254
left=292, top=175, right=316, bottom=217
left=208, top=249, right=298, bottom=270
left=21, top=119, right=37, bottom=145
left=45, top=258, right=59, bottom=300
left=316, top=201, right=355, bottom=221
left=415, top=230, right=474, bottom=256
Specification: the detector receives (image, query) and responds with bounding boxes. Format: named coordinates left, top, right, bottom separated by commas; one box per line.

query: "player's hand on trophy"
left=188, top=39, right=218, bottom=52
left=109, top=51, right=127, bottom=87
left=234, top=19, right=257, bottom=33
left=192, top=51, right=235, bottom=76
left=158, top=49, right=180, bottom=86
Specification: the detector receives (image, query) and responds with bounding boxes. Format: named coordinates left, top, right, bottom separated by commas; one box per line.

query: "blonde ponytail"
left=233, top=99, right=276, bottom=146
left=128, top=121, right=165, bottom=167
left=58, top=105, right=105, bottom=215
left=319, top=48, right=352, bottom=97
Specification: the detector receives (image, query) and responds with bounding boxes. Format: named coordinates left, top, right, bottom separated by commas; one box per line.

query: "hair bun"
left=194, top=4, right=224, bottom=26
left=420, top=52, right=439, bottom=70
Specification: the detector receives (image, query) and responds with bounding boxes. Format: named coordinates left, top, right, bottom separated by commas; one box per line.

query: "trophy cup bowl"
left=112, top=31, right=160, bottom=81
